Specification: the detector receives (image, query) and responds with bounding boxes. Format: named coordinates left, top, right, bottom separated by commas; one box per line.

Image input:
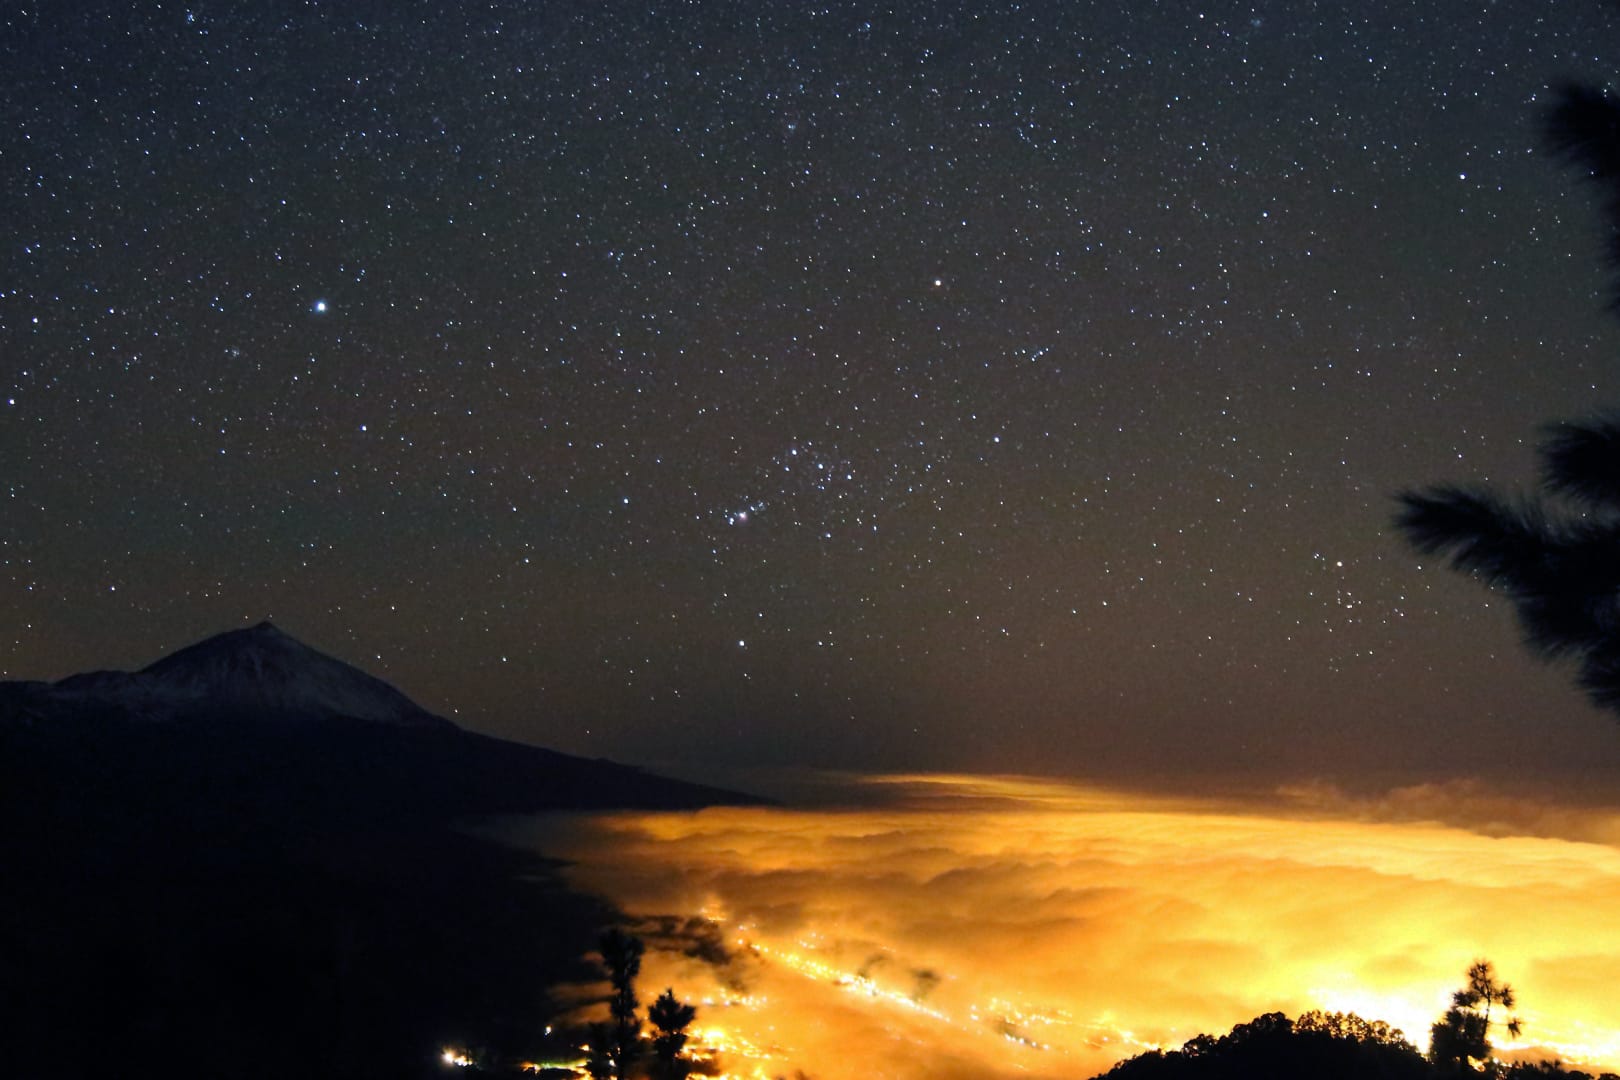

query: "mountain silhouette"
left=0, top=624, right=759, bottom=1080
left=23, top=621, right=453, bottom=729
left=0, top=621, right=758, bottom=821
left=136, top=620, right=456, bottom=727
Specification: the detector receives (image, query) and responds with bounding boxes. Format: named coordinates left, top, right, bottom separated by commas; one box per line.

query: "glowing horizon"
left=508, top=773, right=1620, bottom=1080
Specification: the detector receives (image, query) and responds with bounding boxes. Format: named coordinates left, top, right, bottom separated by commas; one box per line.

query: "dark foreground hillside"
left=0, top=625, right=760, bottom=1080
left=1098, top=1011, right=1620, bottom=1080
left=1, top=793, right=606, bottom=1079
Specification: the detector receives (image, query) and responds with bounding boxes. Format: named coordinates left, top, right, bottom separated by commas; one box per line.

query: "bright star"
left=312, top=299, right=328, bottom=314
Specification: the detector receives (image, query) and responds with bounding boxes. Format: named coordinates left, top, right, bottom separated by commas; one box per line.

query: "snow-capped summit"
left=47, top=621, right=456, bottom=729
left=2, top=621, right=764, bottom=823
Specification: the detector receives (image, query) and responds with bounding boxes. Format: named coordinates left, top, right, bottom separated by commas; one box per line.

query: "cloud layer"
left=508, top=775, right=1620, bottom=1079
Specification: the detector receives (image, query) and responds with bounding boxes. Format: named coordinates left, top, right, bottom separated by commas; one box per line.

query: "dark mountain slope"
left=0, top=624, right=757, bottom=1080
left=0, top=620, right=758, bottom=823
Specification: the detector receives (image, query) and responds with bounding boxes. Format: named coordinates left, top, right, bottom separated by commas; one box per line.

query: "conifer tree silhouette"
left=595, top=927, right=645, bottom=1079
left=648, top=987, right=698, bottom=1079
left=1396, top=81, right=1620, bottom=714
left=1429, top=960, right=1522, bottom=1073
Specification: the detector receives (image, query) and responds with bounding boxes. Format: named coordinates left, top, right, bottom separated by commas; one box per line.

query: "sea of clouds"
left=502, top=774, right=1620, bottom=1080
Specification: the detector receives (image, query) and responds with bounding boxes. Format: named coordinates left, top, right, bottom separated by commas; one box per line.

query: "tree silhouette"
left=648, top=986, right=698, bottom=1079
left=1395, top=80, right=1620, bottom=714
left=584, top=1022, right=618, bottom=1080
left=1429, top=960, right=1523, bottom=1074
left=1296, top=1009, right=1416, bottom=1050
left=597, top=928, right=645, bottom=1079
left=1395, top=422, right=1620, bottom=713
left=1545, top=81, right=1620, bottom=311
left=1101, top=1009, right=1432, bottom=1079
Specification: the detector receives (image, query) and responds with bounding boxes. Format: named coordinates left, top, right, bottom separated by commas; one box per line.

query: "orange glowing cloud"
left=503, top=774, right=1620, bottom=1080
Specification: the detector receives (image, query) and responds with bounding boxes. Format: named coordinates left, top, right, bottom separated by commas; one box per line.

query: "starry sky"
left=8, top=1, right=1620, bottom=789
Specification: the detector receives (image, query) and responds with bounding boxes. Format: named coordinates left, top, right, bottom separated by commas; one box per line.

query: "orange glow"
left=509, top=774, right=1620, bottom=1080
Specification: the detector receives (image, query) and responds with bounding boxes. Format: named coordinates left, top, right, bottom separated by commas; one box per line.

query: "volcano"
left=23, top=621, right=454, bottom=729
left=0, top=623, right=758, bottom=1079
left=0, top=621, right=759, bottom=820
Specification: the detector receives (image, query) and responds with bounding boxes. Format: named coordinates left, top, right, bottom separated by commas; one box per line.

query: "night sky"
left=8, top=1, right=1620, bottom=788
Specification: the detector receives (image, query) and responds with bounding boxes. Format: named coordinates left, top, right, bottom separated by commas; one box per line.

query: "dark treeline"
left=1098, top=1009, right=1618, bottom=1080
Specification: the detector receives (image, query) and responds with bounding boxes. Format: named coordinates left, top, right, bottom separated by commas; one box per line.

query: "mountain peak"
left=36, top=623, right=462, bottom=730
left=134, top=623, right=453, bottom=729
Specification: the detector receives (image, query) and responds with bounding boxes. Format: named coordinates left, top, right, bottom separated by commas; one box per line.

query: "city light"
left=514, top=774, right=1620, bottom=1080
